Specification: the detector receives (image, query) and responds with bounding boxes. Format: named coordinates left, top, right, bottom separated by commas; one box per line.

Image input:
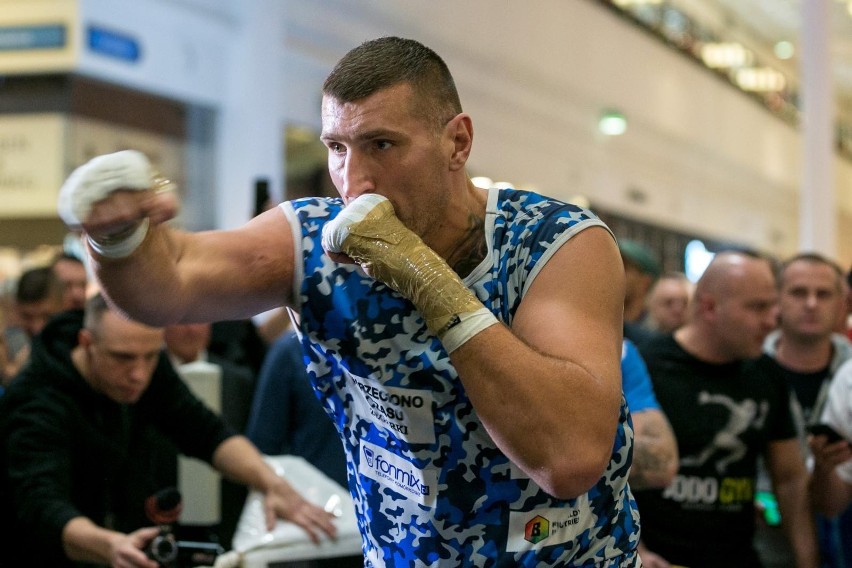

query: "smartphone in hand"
left=808, top=423, right=849, bottom=445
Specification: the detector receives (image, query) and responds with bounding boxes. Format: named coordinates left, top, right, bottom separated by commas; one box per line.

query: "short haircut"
left=779, top=252, right=844, bottom=292
left=52, top=252, right=84, bottom=268
left=83, top=293, right=111, bottom=337
left=14, top=267, right=61, bottom=304
left=322, top=36, right=462, bottom=131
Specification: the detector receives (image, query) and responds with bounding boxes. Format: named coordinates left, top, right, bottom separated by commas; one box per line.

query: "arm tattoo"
left=629, top=411, right=679, bottom=491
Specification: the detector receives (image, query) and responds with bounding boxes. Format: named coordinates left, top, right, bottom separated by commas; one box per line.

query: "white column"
left=799, top=0, right=836, bottom=256
left=216, top=0, right=287, bottom=230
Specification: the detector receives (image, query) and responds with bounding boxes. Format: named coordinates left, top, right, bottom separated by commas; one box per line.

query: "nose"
left=128, top=358, right=150, bottom=384
left=804, top=292, right=819, bottom=309
left=765, top=304, right=781, bottom=330
left=338, top=150, right=375, bottom=202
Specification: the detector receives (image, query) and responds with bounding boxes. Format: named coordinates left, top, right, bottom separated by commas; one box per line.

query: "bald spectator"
left=643, top=271, right=692, bottom=334
left=636, top=251, right=817, bottom=568
left=51, top=253, right=88, bottom=310
left=0, top=294, right=333, bottom=567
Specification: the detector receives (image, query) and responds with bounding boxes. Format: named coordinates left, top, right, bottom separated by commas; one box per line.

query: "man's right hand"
left=84, top=187, right=179, bottom=243
left=57, top=150, right=179, bottom=252
left=108, top=526, right=161, bottom=568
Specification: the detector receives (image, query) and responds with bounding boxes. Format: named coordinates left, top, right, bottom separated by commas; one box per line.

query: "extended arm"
left=59, top=151, right=294, bottom=326
left=766, top=438, right=818, bottom=568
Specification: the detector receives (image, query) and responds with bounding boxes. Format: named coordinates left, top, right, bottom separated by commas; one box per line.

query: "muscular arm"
left=449, top=228, right=625, bottom=498
left=766, top=438, right=818, bottom=568
left=88, top=196, right=295, bottom=326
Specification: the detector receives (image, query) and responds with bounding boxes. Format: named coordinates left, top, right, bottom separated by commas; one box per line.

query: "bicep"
left=511, top=226, right=625, bottom=386
left=174, top=206, right=296, bottom=322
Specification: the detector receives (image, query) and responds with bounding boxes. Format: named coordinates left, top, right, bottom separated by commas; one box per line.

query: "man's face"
left=80, top=311, right=164, bottom=404
left=622, top=261, right=654, bottom=320
left=779, top=260, right=843, bottom=342
left=15, top=298, right=61, bottom=338
left=713, top=260, right=779, bottom=359
left=164, top=322, right=212, bottom=364
left=321, top=83, right=456, bottom=246
left=53, top=259, right=88, bottom=310
left=647, top=278, right=690, bottom=333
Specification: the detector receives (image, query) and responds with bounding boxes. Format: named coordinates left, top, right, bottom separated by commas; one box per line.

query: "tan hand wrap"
left=322, top=194, right=498, bottom=352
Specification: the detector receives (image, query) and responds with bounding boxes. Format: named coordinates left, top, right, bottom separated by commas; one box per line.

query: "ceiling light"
left=700, top=42, right=754, bottom=69
left=773, top=41, right=794, bottom=60
left=734, top=67, right=787, bottom=92
left=599, top=109, right=628, bottom=136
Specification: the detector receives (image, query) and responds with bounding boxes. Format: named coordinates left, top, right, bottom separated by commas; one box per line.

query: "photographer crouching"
left=0, top=293, right=335, bottom=567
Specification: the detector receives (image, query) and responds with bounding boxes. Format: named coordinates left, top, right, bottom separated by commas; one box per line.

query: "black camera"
left=146, top=526, right=224, bottom=568
left=144, top=487, right=225, bottom=568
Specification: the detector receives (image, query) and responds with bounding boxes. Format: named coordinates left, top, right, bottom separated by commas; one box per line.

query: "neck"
left=674, top=325, right=737, bottom=364
left=774, top=335, right=833, bottom=373
left=434, top=181, right=488, bottom=278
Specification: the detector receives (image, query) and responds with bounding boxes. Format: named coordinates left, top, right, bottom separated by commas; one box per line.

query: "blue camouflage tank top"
left=281, top=187, right=640, bottom=567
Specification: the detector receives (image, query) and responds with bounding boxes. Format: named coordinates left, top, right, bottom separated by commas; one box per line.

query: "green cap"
left=618, top=239, right=661, bottom=277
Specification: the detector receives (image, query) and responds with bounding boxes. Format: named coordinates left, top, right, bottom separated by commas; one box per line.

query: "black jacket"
left=0, top=310, right=235, bottom=567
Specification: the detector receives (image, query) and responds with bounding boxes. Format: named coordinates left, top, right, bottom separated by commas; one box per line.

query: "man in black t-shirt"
left=636, top=251, right=818, bottom=568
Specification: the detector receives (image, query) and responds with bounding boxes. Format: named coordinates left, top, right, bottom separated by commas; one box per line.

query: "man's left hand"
left=263, top=479, right=338, bottom=544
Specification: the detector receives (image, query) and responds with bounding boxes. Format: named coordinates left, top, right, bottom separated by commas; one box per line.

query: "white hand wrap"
left=86, top=218, right=150, bottom=259
left=322, top=194, right=498, bottom=353
left=57, top=149, right=152, bottom=226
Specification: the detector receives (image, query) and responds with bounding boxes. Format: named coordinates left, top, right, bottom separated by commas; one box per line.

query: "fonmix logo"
left=359, top=441, right=436, bottom=507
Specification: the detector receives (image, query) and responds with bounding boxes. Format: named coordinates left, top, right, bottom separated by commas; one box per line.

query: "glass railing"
left=595, top=0, right=852, bottom=162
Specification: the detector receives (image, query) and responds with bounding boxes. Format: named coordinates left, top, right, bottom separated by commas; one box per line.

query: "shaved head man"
left=681, top=252, right=778, bottom=361
left=635, top=251, right=818, bottom=568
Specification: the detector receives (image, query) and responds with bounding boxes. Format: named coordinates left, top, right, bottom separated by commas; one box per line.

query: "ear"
left=697, top=293, right=717, bottom=320
left=446, top=113, right=473, bottom=172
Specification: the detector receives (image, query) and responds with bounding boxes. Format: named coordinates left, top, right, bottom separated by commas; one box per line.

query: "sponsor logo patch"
left=359, top=441, right=436, bottom=508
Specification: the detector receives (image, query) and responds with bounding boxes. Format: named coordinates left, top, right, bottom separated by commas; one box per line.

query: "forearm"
left=627, top=410, right=679, bottom=490
left=775, top=476, right=818, bottom=568
left=811, top=464, right=852, bottom=517
left=62, top=516, right=123, bottom=564
left=90, top=224, right=189, bottom=325
left=212, top=435, right=283, bottom=492
left=449, top=325, right=621, bottom=499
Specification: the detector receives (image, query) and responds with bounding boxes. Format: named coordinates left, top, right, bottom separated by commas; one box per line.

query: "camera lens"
left=148, top=534, right=178, bottom=564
